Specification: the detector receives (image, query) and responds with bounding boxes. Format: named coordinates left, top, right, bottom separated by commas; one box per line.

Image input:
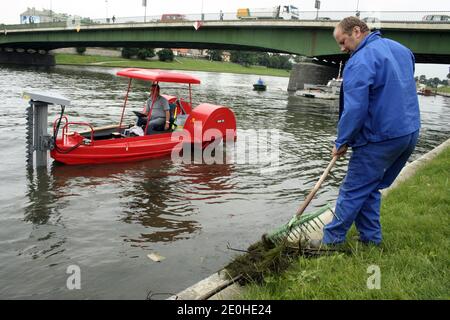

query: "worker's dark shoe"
left=351, top=236, right=381, bottom=246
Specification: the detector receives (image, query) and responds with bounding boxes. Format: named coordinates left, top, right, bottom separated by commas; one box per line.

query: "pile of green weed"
left=224, top=241, right=301, bottom=284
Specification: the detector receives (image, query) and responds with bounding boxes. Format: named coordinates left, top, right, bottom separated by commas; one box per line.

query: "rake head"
left=262, top=203, right=336, bottom=248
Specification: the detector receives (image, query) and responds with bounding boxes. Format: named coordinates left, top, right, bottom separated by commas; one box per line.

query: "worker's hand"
left=164, top=122, right=170, bottom=130
left=332, top=145, right=348, bottom=158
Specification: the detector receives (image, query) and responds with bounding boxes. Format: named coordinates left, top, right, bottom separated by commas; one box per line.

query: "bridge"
left=1, top=19, right=450, bottom=65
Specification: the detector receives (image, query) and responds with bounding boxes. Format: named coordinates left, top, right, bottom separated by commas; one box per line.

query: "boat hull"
left=51, top=133, right=183, bottom=165
left=253, top=84, right=267, bottom=91
left=296, top=90, right=339, bottom=100
left=51, top=103, right=237, bottom=165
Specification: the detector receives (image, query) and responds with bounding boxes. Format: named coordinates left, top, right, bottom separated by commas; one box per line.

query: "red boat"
left=50, top=68, right=237, bottom=165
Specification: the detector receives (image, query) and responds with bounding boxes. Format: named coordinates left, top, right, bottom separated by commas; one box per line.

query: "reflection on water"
left=49, top=159, right=236, bottom=245
left=0, top=64, right=449, bottom=299
left=24, top=168, right=60, bottom=225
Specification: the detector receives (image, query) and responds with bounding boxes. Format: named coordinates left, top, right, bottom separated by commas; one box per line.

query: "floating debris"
left=147, top=253, right=166, bottom=262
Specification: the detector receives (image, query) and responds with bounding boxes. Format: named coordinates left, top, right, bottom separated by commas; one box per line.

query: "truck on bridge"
left=237, top=4, right=299, bottom=20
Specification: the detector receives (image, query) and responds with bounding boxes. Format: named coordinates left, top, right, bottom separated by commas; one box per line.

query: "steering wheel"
left=133, top=111, right=147, bottom=118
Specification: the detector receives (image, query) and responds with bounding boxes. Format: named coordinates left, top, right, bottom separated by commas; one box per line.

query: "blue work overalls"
left=323, top=31, right=421, bottom=244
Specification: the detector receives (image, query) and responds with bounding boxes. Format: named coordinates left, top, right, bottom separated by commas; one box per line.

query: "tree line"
left=207, top=50, right=293, bottom=70
left=415, top=74, right=450, bottom=88
left=75, top=47, right=175, bottom=61
left=121, top=48, right=174, bottom=61
left=77, top=47, right=293, bottom=69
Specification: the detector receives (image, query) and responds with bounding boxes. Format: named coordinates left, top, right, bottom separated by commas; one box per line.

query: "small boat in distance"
left=253, top=77, right=267, bottom=91
left=297, top=61, right=343, bottom=100
left=297, top=77, right=342, bottom=100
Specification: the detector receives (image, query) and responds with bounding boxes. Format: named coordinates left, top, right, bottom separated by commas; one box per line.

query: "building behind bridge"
left=19, top=7, right=89, bottom=25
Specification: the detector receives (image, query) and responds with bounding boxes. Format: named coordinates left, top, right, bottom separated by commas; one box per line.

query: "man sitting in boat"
left=257, top=77, right=265, bottom=85
left=137, top=84, right=170, bottom=134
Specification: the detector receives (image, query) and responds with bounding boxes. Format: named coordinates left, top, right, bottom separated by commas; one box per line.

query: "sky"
left=2, top=0, right=449, bottom=21
left=1, top=0, right=449, bottom=78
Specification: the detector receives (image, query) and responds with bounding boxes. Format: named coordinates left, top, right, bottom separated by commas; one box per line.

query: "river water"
left=0, top=65, right=448, bottom=299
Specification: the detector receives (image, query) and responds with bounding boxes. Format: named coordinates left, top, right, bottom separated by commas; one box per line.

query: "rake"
left=262, top=155, right=338, bottom=247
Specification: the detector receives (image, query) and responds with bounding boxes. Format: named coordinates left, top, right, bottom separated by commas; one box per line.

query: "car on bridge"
left=362, top=16, right=380, bottom=23
left=159, top=14, right=187, bottom=22
left=422, top=14, right=450, bottom=22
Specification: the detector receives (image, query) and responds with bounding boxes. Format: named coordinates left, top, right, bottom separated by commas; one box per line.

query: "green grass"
left=240, top=147, right=450, bottom=300
left=55, top=54, right=290, bottom=77
left=437, top=86, right=450, bottom=94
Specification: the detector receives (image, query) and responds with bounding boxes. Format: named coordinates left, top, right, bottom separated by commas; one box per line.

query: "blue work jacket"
left=335, top=31, right=420, bottom=150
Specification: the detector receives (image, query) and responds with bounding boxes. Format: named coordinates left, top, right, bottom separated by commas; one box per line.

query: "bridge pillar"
left=288, top=62, right=339, bottom=92
left=0, top=48, right=55, bottom=66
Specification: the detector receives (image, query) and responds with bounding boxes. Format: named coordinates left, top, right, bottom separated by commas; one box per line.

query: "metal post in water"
left=23, top=91, right=70, bottom=170
left=33, top=101, right=49, bottom=167
left=25, top=101, right=34, bottom=168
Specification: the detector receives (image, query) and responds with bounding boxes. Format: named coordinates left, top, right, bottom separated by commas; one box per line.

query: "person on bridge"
left=314, top=17, right=420, bottom=247
left=137, top=84, right=170, bottom=134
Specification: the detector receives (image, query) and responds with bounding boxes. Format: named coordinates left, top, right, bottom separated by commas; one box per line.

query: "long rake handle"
left=295, top=156, right=338, bottom=217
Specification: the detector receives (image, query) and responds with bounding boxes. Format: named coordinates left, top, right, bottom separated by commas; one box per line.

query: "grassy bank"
left=437, top=86, right=450, bottom=94
left=241, top=146, right=450, bottom=299
left=55, top=54, right=291, bottom=77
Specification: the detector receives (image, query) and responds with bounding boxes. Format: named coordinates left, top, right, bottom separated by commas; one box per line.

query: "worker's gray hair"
left=336, top=16, right=369, bottom=35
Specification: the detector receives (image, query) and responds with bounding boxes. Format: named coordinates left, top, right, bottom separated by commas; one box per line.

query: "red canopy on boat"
left=116, top=68, right=201, bottom=84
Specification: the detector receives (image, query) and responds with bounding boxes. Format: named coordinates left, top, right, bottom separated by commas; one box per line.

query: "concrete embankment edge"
left=381, top=137, right=450, bottom=196
left=167, top=271, right=242, bottom=300
left=169, top=137, right=450, bottom=300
